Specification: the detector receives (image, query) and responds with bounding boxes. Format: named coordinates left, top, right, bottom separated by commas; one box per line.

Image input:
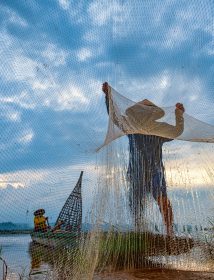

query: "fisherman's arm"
left=159, top=103, right=185, bottom=141
left=174, top=103, right=185, bottom=136
left=102, top=82, right=122, bottom=129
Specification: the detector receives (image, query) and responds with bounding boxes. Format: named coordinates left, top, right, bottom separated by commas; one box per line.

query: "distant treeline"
left=0, top=222, right=212, bottom=234
left=0, top=222, right=32, bottom=232
left=0, top=229, right=32, bottom=234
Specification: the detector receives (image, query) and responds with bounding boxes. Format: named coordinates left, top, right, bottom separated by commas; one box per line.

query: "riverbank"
left=0, top=234, right=213, bottom=280
left=94, top=268, right=214, bottom=279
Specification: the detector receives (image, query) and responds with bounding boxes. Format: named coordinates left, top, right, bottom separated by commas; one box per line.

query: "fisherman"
left=33, top=209, right=49, bottom=232
left=102, top=82, right=185, bottom=235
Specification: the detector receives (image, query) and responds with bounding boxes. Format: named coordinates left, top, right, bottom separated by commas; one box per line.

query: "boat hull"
left=30, top=231, right=79, bottom=248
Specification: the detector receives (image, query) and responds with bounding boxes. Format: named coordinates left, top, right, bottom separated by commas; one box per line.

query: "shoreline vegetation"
left=1, top=230, right=213, bottom=279
left=0, top=220, right=213, bottom=234
left=0, top=225, right=213, bottom=235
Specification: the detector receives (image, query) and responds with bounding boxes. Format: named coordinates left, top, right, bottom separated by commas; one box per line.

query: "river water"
left=0, top=234, right=32, bottom=279
left=0, top=234, right=213, bottom=280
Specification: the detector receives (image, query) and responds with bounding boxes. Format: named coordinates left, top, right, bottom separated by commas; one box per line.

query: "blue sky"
left=0, top=0, right=213, bottom=225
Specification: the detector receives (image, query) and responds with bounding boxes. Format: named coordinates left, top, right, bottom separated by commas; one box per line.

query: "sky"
left=0, top=0, right=213, bottom=225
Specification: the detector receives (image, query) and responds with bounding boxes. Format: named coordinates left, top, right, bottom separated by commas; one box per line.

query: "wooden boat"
left=30, top=231, right=79, bottom=248
left=31, top=171, right=83, bottom=247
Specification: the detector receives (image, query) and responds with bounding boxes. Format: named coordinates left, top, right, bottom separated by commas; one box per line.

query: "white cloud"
left=88, top=0, right=127, bottom=26
left=87, top=0, right=213, bottom=49
left=87, top=0, right=213, bottom=51
left=116, top=71, right=171, bottom=104
left=163, top=2, right=213, bottom=50
left=109, top=71, right=214, bottom=130
left=9, top=11, right=28, bottom=27
left=164, top=143, right=214, bottom=188
left=205, top=41, right=214, bottom=56
left=12, top=56, right=38, bottom=81
left=83, top=30, right=101, bottom=43
left=175, top=3, right=213, bottom=33
left=1, top=49, right=50, bottom=95
left=0, top=162, right=98, bottom=189
left=37, top=78, right=101, bottom=112
left=0, top=163, right=99, bottom=223
left=0, top=30, right=12, bottom=50
left=2, top=5, right=28, bottom=28
left=18, top=130, right=34, bottom=144
left=42, top=44, right=67, bottom=66
left=116, top=71, right=206, bottom=110
left=0, top=29, right=95, bottom=114
left=189, top=94, right=199, bottom=102
left=58, top=0, right=70, bottom=10
left=32, top=80, right=55, bottom=90
left=17, top=90, right=37, bottom=109
left=0, top=169, right=49, bottom=189
left=77, top=48, right=92, bottom=61
left=0, top=78, right=94, bottom=112
left=164, top=25, right=186, bottom=48
left=0, top=32, right=64, bottom=93
left=159, top=74, right=170, bottom=89
left=54, top=84, right=89, bottom=111
left=8, top=111, right=21, bottom=121
left=0, top=183, right=25, bottom=189
left=0, top=91, right=36, bottom=110
left=0, top=103, right=21, bottom=122
left=1, top=47, right=44, bottom=96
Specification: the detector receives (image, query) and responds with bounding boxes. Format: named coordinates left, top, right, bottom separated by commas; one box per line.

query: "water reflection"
left=28, top=231, right=214, bottom=279
left=29, top=242, right=53, bottom=269
left=29, top=241, right=79, bottom=280
left=0, top=233, right=213, bottom=280
left=28, top=242, right=52, bottom=279
left=0, top=234, right=31, bottom=279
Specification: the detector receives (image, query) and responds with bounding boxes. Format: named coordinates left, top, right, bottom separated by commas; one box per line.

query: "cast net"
left=68, top=87, right=214, bottom=279
left=100, top=86, right=214, bottom=150
left=0, top=0, right=213, bottom=279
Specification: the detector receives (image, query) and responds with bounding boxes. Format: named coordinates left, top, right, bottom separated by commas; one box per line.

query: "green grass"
left=29, top=231, right=194, bottom=275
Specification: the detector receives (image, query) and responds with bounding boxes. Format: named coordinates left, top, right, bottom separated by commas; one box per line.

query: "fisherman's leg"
left=152, top=171, right=174, bottom=235
left=130, top=194, right=145, bottom=230
left=128, top=178, right=145, bottom=231
left=156, top=195, right=173, bottom=236
left=129, top=188, right=138, bottom=228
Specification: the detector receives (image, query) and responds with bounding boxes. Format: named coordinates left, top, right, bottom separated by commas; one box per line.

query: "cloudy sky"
left=0, top=0, right=213, bottom=226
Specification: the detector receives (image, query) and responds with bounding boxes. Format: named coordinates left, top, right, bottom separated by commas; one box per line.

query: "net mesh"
left=55, top=171, right=83, bottom=233
left=99, top=86, right=214, bottom=151
left=0, top=0, right=213, bottom=279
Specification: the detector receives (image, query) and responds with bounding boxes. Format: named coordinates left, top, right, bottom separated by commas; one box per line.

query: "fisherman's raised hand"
left=175, top=103, right=185, bottom=115
left=102, top=82, right=109, bottom=95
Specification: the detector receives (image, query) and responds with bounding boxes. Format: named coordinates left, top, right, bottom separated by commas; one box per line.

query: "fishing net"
left=0, top=0, right=214, bottom=279
left=68, top=84, right=214, bottom=278
left=99, top=86, right=214, bottom=150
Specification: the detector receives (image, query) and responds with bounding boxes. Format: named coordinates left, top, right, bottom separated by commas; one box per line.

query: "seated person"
left=34, top=209, right=49, bottom=232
